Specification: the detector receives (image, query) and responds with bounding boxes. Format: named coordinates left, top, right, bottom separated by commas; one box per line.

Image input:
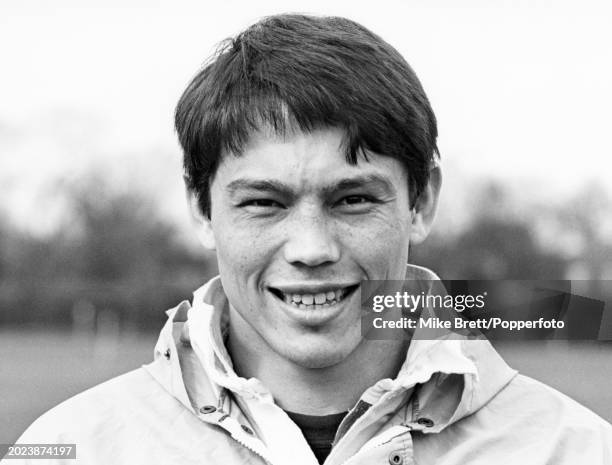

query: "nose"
left=282, top=211, right=341, bottom=267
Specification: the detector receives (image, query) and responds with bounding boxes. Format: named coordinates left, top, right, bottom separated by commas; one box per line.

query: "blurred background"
left=1, top=0, right=611, bottom=443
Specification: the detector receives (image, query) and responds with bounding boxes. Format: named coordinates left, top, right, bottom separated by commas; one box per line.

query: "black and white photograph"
left=1, top=1, right=611, bottom=463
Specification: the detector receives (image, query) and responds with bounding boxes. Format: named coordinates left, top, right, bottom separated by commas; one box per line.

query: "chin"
left=278, top=337, right=358, bottom=369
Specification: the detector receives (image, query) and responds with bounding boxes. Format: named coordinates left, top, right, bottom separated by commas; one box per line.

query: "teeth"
left=278, top=287, right=353, bottom=308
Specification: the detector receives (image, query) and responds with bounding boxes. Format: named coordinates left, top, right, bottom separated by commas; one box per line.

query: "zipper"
left=228, top=430, right=275, bottom=465
left=216, top=414, right=276, bottom=465
left=205, top=389, right=276, bottom=465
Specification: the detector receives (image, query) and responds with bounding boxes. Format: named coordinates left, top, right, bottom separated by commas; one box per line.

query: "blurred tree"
left=0, top=172, right=215, bottom=331
left=556, top=184, right=612, bottom=281
left=412, top=217, right=567, bottom=280
left=66, top=175, right=175, bottom=281
left=412, top=182, right=568, bottom=279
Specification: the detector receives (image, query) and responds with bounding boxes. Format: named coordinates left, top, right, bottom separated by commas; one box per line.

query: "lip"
left=268, top=282, right=360, bottom=294
left=266, top=284, right=360, bottom=327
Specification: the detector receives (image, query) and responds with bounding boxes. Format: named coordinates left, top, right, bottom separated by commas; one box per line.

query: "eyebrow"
left=325, top=174, right=397, bottom=197
left=226, top=179, right=295, bottom=198
left=225, top=174, right=397, bottom=197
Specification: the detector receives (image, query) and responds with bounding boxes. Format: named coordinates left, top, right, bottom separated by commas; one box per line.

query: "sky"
left=1, top=0, right=611, bottom=235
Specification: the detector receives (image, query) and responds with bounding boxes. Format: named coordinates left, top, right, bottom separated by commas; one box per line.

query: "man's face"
left=202, top=127, right=418, bottom=368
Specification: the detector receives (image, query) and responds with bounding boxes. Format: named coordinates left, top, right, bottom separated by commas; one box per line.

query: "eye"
left=338, top=195, right=376, bottom=206
left=239, top=199, right=285, bottom=209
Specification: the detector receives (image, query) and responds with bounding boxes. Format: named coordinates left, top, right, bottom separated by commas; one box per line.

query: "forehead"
left=213, top=127, right=409, bottom=192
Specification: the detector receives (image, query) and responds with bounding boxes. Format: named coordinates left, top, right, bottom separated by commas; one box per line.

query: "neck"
left=227, top=308, right=410, bottom=415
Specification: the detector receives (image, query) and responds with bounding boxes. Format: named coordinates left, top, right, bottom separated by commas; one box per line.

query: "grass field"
left=1, top=330, right=610, bottom=443
left=0, top=329, right=154, bottom=444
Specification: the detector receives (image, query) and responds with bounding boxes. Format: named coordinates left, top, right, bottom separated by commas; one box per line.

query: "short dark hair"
left=175, top=13, right=438, bottom=216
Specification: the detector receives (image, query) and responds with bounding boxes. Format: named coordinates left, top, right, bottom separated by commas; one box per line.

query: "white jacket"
left=9, top=269, right=612, bottom=464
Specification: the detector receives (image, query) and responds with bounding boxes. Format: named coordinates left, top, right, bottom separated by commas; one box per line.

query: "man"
left=11, top=13, right=612, bottom=465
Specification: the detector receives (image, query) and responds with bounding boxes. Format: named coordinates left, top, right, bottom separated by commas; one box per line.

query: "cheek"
left=338, top=215, right=411, bottom=272
left=212, top=216, right=276, bottom=283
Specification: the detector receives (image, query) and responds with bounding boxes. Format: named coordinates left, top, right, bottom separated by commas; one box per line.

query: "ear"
left=409, top=164, right=442, bottom=245
left=185, top=185, right=216, bottom=251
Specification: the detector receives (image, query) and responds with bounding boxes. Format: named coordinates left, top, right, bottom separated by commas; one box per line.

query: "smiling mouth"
left=268, top=285, right=359, bottom=310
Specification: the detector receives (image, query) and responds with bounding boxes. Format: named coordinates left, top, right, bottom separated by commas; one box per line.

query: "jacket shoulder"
left=483, top=373, right=612, bottom=461
left=14, top=367, right=262, bottom=465
left=503, top=374, right=611, bottom=427
left=417, top=373, right=612, bottom=465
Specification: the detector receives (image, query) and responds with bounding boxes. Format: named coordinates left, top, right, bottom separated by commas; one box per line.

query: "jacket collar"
left=144, top=265, right=517, bottom=432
